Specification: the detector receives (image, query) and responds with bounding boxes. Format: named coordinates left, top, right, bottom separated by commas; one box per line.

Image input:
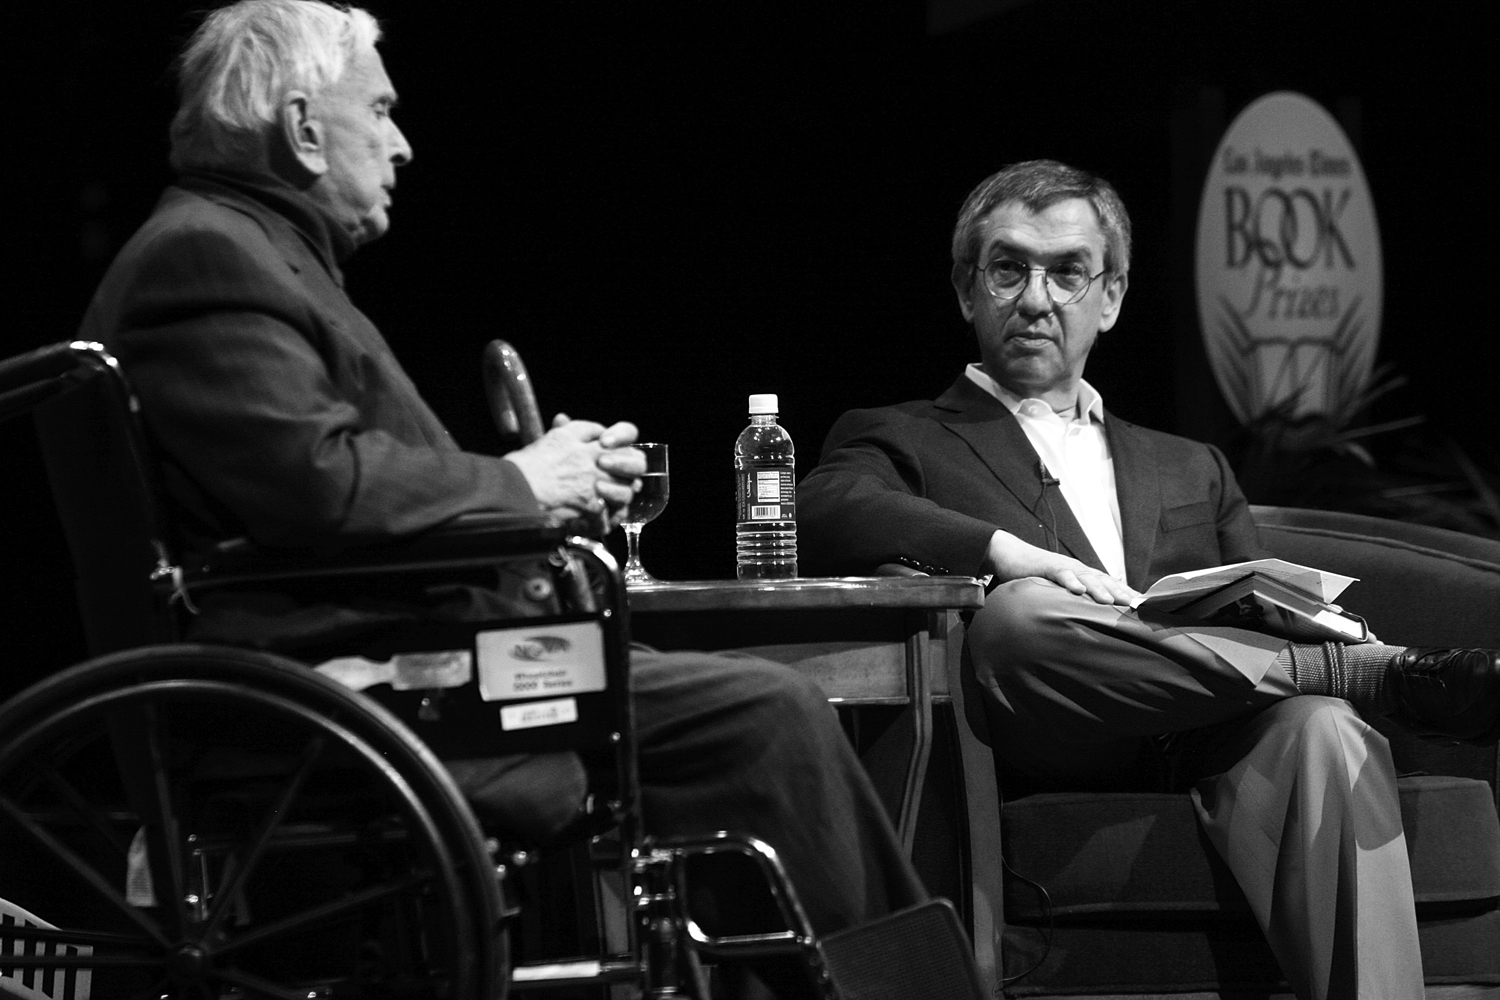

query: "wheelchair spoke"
left=142, top=702, right=189, bottom=923
left=0, top=952, right=163, bottom=969
left=213, top=869, right=434, bottom=956
left=200, top=735, right=326, bottom=941
left=0, top=791, right=170, bottom=949
left=35, top=755, right=134, bottom=860
left=106, top=702, right=188, bottom=930
left=210, top=966, right=314, bottom=1000
left=0, top=921, right=151, bottom=949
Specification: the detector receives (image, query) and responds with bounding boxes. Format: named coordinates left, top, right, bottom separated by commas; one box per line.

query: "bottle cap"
left=748, top=393, right=779, bottom=414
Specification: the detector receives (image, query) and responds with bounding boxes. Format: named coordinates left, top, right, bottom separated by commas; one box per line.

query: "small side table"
left=628, top=575, right=1003, bottom=993
left=627, top=576, right=984, bottom=853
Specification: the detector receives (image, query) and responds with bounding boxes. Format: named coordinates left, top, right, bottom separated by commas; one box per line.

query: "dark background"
left=3, top=0, right=1494, bottom=694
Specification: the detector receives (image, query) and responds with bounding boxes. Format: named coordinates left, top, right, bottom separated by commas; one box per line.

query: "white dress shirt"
left=964, top=364, right=1127, bottom=581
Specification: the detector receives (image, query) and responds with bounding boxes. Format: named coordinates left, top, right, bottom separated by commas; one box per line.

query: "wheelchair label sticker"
left=476, top=620, right=606, bottom=701
left=500, top=697, right=578, bottom=731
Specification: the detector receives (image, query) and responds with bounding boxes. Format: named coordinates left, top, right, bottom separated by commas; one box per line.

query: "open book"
left=1133, top=558, right=1368, bottom=642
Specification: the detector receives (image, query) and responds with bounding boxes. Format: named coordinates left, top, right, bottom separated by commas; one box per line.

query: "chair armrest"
left=182, top=512, right=573, bottom=591
left=1251, top=504, right=1500, bottom=647
left=1251, top=504, right=1500, bottom=568
left=1252, top=505, right=1500, bottom=799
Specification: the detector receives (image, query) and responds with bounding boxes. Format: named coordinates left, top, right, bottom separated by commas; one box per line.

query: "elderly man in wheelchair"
left=0, top=2, right=987, bottom=998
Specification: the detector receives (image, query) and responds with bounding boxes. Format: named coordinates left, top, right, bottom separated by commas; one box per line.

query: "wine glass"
left=621, top=443, right=669, bottom=585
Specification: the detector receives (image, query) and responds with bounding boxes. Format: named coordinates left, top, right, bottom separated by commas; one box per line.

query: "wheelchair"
left=0, top=340, right=982, bottom=1000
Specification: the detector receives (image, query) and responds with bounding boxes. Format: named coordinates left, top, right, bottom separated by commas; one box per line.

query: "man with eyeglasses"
left=798, top=159, right=1500, bottom=998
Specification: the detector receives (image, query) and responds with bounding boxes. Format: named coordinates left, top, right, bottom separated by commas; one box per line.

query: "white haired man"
left=76, top=3, right=933, bottom=994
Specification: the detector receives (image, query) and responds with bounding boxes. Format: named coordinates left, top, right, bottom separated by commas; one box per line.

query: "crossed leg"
left=966, top=578, right=1423, bottom=999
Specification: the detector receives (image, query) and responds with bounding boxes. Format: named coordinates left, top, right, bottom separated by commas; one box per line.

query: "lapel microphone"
left=1035, top=460, right=1061, bottom=553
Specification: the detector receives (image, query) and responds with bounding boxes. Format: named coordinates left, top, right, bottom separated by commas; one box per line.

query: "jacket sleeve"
left=102, top=222, right=537, bottom=549
left=1210, top=442, right=1271, bottom=564
left=798, top=407, right=998, bottom=576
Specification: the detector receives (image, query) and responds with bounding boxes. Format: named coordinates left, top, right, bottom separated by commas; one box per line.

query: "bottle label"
left=736, top=468, right=795, bottom=521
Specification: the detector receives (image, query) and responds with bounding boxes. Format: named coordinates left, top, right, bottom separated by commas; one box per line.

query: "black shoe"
left=1386, top=647, right=1500, bottom=745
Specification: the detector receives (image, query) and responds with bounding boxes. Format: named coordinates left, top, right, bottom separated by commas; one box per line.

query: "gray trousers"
left=967, top=578, right=1423, bottom=1000
left=453, top=648, right=928, bottom=937
left=630, top=649, right=927, bottom=934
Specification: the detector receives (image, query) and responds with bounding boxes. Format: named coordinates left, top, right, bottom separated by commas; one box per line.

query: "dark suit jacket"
left=74, top=170, right=545, bottom=652
left=799, top=375, right=1268, bottom=590
left=78, top=170, right=536, bottom=552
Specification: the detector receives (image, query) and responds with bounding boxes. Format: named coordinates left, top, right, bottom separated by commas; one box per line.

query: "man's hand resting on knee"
left=985, top=529, right=1141, bottom=606
left=506, top=415, right=645, bottom=525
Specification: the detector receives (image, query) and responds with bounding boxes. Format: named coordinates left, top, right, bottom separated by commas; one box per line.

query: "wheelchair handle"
left=483, top=339, right=545, bottom=448
left=0, top=340, right=112, bottom=424
left=0, top=341, right=87, bottom=395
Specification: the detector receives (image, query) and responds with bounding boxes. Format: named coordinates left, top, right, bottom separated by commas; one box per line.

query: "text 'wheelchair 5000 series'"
left=0, top=341, right=983, bottom=1000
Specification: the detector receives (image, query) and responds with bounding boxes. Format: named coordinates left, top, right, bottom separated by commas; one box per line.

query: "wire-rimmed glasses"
left=979, top=258, right=1108, bottom=306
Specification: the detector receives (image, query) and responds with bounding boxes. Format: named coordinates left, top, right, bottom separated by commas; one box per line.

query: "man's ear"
left=951, top=261, right=978, bottom=323
left=280, top=91, right=327, bottom=177
left=1097, top=269, right=1128, bottom=333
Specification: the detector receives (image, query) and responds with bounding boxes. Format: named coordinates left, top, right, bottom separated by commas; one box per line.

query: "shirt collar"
left=963, top=363, right=1105, bottom=425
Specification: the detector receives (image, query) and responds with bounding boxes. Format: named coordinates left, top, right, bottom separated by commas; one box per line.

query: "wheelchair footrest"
left=819, top=899, right=986, bottom=1000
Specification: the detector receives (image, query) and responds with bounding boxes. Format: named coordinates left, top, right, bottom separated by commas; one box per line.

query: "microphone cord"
left=998, top=785, right=1055, bottom=985
left=1000, top=460, right=1062, bottom=986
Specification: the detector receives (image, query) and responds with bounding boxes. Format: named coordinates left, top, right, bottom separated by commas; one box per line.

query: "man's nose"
left=1015, top=267, right=1053, bottom=315
left=389, top=122, right=413, bottom=166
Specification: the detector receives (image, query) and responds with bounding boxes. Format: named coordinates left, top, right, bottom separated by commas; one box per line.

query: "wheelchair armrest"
left=183, top=511, right=574, bottom=590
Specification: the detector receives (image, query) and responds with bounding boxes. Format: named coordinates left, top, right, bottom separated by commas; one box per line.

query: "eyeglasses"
left=978, top=257, right=1108, bottom=306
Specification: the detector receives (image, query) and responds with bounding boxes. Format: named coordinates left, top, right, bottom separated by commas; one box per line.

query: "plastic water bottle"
left=734, top=394, right=797, bottom=579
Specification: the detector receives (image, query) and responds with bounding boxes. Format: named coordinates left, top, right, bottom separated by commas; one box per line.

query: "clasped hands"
left=986, top=529, right=1142, bottom=607
left=505, top=414, right=644, bottom=527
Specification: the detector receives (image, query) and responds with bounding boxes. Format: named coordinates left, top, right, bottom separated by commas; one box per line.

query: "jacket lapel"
left=933, top=377, right=1102, bottom=569
left=1105, top=413, right=1161, bottom=588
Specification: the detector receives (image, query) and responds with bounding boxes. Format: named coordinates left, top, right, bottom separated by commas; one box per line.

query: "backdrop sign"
left=1194, top=91, right=1382, bottom=426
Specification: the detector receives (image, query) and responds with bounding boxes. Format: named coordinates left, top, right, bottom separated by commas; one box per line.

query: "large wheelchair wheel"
left=0, top=644, right=505, bottom=999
